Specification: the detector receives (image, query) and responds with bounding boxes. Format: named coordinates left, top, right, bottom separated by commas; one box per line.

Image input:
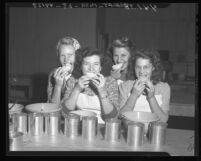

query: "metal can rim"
left=82, top=116, right=97, bottom=120
left=105, top=118, right=121, bottom=123
left=127, top=121, right=145, bottom=127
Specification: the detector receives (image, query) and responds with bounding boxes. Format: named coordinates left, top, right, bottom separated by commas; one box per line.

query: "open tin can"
left=28, top=113, right=44, bottom=135
left=64, top=113, right=80, bottom=138
left=44, top=112, right=61, bottom=135
left=104, top=118, right=121, bottom=142
left=148, top=121, right=167, bottom=146
left=82, top=116, right=97, bottom=141
left=127, top=122, right=145, bottom=147
left=9, top=131, right=23, bottom=151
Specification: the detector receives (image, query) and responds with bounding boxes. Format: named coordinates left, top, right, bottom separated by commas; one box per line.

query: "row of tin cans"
left=9, top=112, right=167, bottom=147
left=9, top=112, right=98, bottom=140
left=9, top=112, right=61, bottom=136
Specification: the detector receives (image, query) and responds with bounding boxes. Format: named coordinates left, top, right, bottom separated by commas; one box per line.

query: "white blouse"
left=76, top=93, right=104, bottom=124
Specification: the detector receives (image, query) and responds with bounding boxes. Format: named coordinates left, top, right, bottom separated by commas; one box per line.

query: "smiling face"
left=58, top=45, right=76, bottom=71
left=134, top=58, right=154, bottom=80
left=82, top=55, right=101, bottom=75
left=113, top=47, right=130, bottom=71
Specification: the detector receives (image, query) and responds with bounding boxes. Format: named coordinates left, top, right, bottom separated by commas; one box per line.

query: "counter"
left=12, top=125, right=194, bottom=156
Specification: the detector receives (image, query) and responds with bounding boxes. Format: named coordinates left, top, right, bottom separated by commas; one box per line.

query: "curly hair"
left=133, top=49, right=163, bottom=84
left=107, top=36, right=136, bottom=80
left=72, top=47, right=105, bottom=79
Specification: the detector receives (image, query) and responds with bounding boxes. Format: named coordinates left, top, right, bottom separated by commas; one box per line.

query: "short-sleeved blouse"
left=119, top=80, right=171, bottom=113
left=61, top=75, right=120, bottom=112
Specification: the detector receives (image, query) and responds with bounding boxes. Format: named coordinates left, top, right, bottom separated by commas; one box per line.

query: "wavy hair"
left=133, top=49, right=162, bottom=84
left=72, top=47, right=105, bottom=79
left=107, top=36, right=136, bottom=80
left=56, top=36, right=81, bottom=56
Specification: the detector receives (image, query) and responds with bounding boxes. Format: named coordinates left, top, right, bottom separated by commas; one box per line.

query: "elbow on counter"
left=61, top=100, right=75, bottom=113
left=101, top=107, right=119, bottom=121
left=158, top=113, right=169, bottom=123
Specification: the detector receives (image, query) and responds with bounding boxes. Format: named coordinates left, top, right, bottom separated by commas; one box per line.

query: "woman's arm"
left=62, top=76, right=90, bottom=111
left=147, top=97, right=169, bottom=122
left=91, top=75, right=118, bottom=119
left=119, top=91, right=138, bottom=114
left=62, top=84, right=81, bottom=111
left=51, top=85, right=62, bottom=104
left=98, top=86, right=118, bottom=118
left=119, top=79, right=146, bottom=114
left=146, top=82, right=170, bottom=122
left=48, top=67, right=69, bottom=104
left=47, top=69, right=60, bottom=103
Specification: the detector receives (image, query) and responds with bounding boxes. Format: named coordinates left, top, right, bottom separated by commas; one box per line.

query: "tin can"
left=9, top=114, right=18, bottom=133
left=28, top=113, right=44, bottom=135
left=9, top=131, right=23, bottom=151
left=45, top=112, right=61, bottom=135
left=82, top=116, right=97, bottom=141
left=104, top=118, right=121, bottom=142
left=16, top=113, right=28, bottom=134
left=127, top=122, right=144, bottom=147
left=64, top=113, right=80, bottom=138
left=148, top=122, right=167, bottom=146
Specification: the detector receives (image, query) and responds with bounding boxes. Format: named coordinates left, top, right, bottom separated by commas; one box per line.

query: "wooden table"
left=15, top=125, right=194, bottom=156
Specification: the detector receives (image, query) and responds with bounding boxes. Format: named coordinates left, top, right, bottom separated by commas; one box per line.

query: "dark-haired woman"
left=61, top=47, right=119, bottom=124
left=119, top=49, right=170, bottom=123
left=107, top=37, right=136, bottom=85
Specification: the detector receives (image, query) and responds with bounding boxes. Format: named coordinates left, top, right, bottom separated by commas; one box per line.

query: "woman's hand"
left=110, top=69, right=121, bottom=79
left=76, top=75, right=90, bottom=91
left=90, top=73, right=106, bottom=89
left=145, top=80, right=155, bottom=99
left=53, top=67, right=70, bottom=86
left=131, top=79, right=146, bottom=97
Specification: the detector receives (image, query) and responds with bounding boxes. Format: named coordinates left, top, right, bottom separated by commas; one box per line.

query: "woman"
left=61, top=47, right=119, bottom=124
left=47, top=36, right=81, bottom=103
left=107, top=37, right=136, bottom=85
left=119, top=49, right=170, bottom=123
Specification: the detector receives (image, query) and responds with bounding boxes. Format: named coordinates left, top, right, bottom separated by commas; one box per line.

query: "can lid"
left=9, top=131, right=23, bottom=138
left=10, top=113, right=22, bottom=117
left=18, top=112, right=28, bottom=116
left=127, top=121, right=144, bottom=127
left=151, top=121, right=167, bottom=127
left=105, top=118, right=121, bottom=124
left=67, top=113, right=80, bottom=119
left=29, top=112, right=44, bottom=117
left=48, top=112, right=61, bottom=117
left=82, top=116, right=97, bottom=120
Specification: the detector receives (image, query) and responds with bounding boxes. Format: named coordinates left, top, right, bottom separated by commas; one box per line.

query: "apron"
left=128, top=93, right=162, bottom=133
left=76, top=93, right=104, bottom=124
left=133, top=94, right=162, bottom=112
left=117, top=79, right=124, bottom=85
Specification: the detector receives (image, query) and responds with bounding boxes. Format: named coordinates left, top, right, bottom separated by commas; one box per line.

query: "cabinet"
left=9, top=74, right=33, bottom=105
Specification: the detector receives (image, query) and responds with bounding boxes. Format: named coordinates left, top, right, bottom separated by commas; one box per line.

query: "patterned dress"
left=47, top=68, right=71, bottom=103
left=61, top=75, right=120, bottom=123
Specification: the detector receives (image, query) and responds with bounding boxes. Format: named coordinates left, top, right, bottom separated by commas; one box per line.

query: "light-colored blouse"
left=119, top=80, right=171, bottom=113
left=119, top=80, right=170, bottom=133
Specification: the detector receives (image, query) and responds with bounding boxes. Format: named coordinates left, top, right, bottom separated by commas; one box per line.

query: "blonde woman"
left=47, top=36, right=81, bottom=103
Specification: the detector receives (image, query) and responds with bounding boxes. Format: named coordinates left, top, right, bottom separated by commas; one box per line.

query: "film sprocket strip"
left=31, top=3, right=170, bottom=11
